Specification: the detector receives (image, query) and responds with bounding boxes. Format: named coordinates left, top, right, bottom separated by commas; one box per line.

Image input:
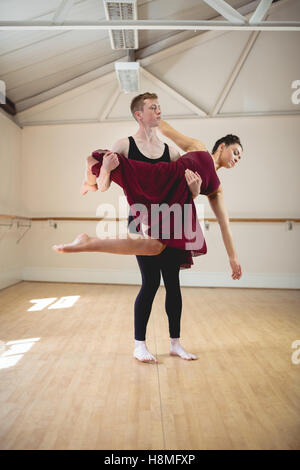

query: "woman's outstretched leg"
left=52, top=233, right=165, bottom=256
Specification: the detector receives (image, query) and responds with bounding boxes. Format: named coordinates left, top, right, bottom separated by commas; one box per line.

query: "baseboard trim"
left=0, top=268, right=22, bottom=291
left=21, top=267, right=300, bottom=289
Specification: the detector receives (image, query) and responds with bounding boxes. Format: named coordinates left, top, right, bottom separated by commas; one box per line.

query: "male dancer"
left=96, top=93, right=200, bottom=363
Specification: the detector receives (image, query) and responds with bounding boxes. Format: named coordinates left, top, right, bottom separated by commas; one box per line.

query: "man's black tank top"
left=128, top=136, right=171, bottom=233
left=128, top=136, right=170, bottom=164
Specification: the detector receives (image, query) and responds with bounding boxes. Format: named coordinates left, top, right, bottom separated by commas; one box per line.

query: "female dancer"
left=53, top=128, right=243, bottom=280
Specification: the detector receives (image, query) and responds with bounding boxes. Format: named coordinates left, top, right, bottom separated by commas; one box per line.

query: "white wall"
left=0, top=110, right=23, bottom=290
left=20, top=115, right=300, bottom=289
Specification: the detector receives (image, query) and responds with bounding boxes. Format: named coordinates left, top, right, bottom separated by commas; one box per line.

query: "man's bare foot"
left=134, top=340, right=158, bottom=364
left=52, top=233, right=92, bottom=253
left=81, top=181, right=98, bottom=195
left=170, top=338, right=197, bottom=361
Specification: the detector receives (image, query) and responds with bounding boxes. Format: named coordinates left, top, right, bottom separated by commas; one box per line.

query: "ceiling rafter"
left=201, top=0, right=246, bottom=23
left=16, top=110, right=300, bottom=128
left=212, top=0, right=275, bottom=115
left=140, top=68, right=207, bottom=117
left=249, top=0, right=273, bottom=23
left=98, top=85, right=120, bottom=121
left=0, top=19, right=299, bottom=32
left=53, top=0, right=76, bottom=25
left=211, top=31, right=260, bottom=116
left=137, top=1, right=260, bottom=64
left=2, top=0, right=299, bottom=123
left=9, top=1, right=261, bottom=112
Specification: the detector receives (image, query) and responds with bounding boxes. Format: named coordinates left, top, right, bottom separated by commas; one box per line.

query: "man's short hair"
left=130, top=92, right=158, bottom=119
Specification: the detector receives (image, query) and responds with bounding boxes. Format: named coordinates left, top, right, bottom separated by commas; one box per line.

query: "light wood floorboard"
left=0, top=281, right=299, bottom=450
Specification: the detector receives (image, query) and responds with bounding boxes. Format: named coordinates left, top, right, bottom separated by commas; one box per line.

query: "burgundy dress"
left=91, top=150, right=220, bottom=269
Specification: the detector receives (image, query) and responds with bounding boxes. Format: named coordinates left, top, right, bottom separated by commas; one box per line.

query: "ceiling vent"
left=115, top=61, right=139, bottom=93
left=103, top=0, right=138, bottom=50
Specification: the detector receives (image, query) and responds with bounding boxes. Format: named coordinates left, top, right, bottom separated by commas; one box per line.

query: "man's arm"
left=168, top=145, right=181, bottom=162
left=98, top=138, right=129, bottom=192
left=159, top=120, right=207, bottom=153
left=207, top=186, right=242, bottom=280
left=167, top=141, right=201, bottom=198
left=98, top=152, right=119, bottom=192
left=185, top=169, right=201, bottom=199
left=111, top=138, right=129, bottom=156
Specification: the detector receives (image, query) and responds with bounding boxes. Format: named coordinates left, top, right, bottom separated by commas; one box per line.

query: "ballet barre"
left=30, top=217, right=300, bottom=223
left=1, top=215, right=299, bottom=223
left=0, top=215, right=298, bottom=244
left=29, top=217, right=300, bottom=233
left=0, top=214, right=32, bottom=243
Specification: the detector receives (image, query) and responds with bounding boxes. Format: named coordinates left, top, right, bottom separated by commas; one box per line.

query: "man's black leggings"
left=134, top=246, right=182, bottom=341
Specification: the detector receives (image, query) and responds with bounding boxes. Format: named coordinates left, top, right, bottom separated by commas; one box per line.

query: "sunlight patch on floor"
left=0, top=337, right=40, bottom=370
left=28, top=296, right=80, bottom=311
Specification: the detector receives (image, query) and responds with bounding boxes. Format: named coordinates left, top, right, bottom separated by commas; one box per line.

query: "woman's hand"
left=80, top=181, right=98, bottom=195
left=185, top=169, right=202, bottom=197
left=229, top=257, right=242, bottom=280
left=102, top=152, right=119, bottom=172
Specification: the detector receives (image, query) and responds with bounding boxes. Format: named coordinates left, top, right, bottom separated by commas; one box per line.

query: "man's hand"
left=229, top=257, right=242, bottom=280
left=102, top=152, right=119, bottom=172
left=185, top=169, right=202, bottom=198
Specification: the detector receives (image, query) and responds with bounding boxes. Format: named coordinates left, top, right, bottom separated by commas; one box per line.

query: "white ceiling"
left=0, top=0, right=299, bottom=125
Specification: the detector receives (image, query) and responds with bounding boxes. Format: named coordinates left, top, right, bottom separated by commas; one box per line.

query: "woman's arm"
left=158, top=120, right=207, bottom=153
left=80, top=155, right=99, bottom=195
left=86, top=155, right=98, bottom=185
left=207, top=186, right=242, bottom=280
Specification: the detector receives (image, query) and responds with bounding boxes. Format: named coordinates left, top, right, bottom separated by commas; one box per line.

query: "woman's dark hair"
left=212, top=134, right=243, bottom=155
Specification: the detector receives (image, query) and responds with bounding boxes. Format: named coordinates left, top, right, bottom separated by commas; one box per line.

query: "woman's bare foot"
left=170, top=338, right=197, bottom=361
left=80, top=181, right=98, bottom=195
left=52, top=233, right=92, bottom=253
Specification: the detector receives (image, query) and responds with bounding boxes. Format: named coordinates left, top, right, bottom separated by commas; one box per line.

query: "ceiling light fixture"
left=114, top=61, right=139, bottom=93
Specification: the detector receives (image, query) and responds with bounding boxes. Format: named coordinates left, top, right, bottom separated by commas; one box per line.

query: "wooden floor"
left=0, top=281, right=299, bottom=450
